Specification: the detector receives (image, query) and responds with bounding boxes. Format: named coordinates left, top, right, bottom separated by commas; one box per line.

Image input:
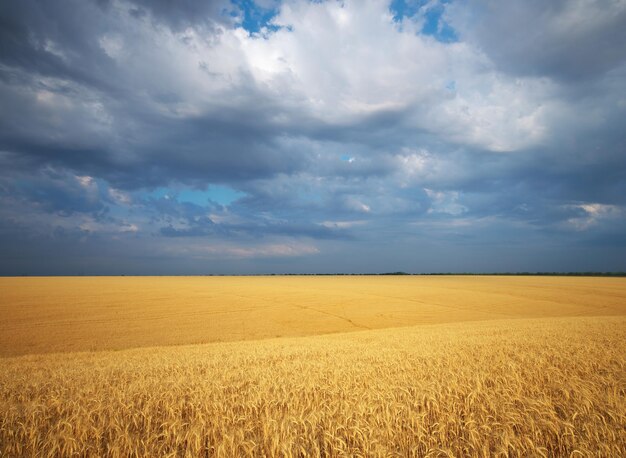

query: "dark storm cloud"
left=159, top=218, right=350, bottom=240
left=447, top=0, right=626, bottom=81
left=13, top=170, right=105, bottom=216
left=123, top=0, right=233, bottom=31
left=0, top=78, right=301, bottom=193
left=0, top=1, right=123, bottom=93
left=439, top=146, right=626, bottom=231
left=0, top=0, right=309, bottom=191
left=143, top=188, right=355, bottom=241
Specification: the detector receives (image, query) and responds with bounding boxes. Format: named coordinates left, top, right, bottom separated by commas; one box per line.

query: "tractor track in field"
left=294, top=304, right=371, bottom=330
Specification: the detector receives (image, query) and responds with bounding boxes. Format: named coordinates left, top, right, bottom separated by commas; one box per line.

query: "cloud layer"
left=1, top=0, right=625, bottom=274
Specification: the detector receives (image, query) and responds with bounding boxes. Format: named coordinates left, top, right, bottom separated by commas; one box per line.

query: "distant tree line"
left=264, top=272, right=626, bottom=277
left=14, top=271, right=626, bottom=277
left=418, top=272, right=626, bottom=277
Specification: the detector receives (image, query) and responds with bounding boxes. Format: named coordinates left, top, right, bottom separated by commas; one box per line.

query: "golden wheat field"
left=1, top=276, right=625, bottom=456
left=2, top=275, right=626, bottom=356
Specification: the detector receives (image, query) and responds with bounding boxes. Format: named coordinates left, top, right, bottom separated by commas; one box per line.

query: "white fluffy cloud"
left=92, top=0, right=559, bottom=153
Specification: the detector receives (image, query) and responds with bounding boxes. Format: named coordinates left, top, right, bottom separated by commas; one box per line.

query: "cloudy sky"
left=1, top=0, right=625, bottom=275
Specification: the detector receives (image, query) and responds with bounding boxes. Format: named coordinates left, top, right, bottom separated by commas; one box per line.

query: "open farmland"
left=1, top=276, right=625, bottom=456
left=1, top=275, right=625, bottom=356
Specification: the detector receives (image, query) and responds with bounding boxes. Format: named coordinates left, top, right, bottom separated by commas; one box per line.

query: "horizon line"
left=3, top=272, right=626, bottom=278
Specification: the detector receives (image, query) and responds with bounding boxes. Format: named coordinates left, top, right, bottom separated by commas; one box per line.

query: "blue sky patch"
left=340, top=154, right=355, bottom=162
left=230, top=0, right=279, bottom=33
left=390, top=0, right=458, bottom=42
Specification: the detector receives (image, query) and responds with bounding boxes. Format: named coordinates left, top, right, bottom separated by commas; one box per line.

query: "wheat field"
left=2, top=275, right=625, bottom=356
left=1, top=276, right=625, bottom=456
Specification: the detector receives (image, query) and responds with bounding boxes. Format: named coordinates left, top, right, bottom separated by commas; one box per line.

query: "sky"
left=1, top=0, right=625, bottom=275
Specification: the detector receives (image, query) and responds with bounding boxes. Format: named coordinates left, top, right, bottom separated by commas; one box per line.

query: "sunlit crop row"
left=1, top=316, right=624, bottom=456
